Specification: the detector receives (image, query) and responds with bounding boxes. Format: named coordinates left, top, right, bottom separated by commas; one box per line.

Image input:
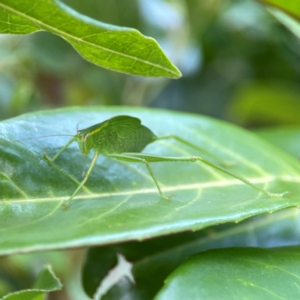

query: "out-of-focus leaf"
left=84, top=208, right=300, bottom=300
left=270, top=8, right=300, bottom=39
left=1, top=107, right=300, bottom=255
left=256, top=127, right=300, bottom=159
left=62, top=0, right=140, bottom=28
left=0, top=0, right=181, bottom=78
left=82, top=247, right=118, bottom=298
left=258, top=0, right=300, bottom=22
left=227, top=81, right=300, bottom=126
left=102, top=277, right=136, bottom=300
left=155, top=246, right=300, bottom=300
left=2, top=265, right=62, bottom=300
left=0, top=249, right=89, bottom=300
left=258, top=0, right=300, bottom=38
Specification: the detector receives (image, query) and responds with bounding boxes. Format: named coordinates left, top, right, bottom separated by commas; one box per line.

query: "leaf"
left=258, top=0, right=300, bottom=22
left=258, top=0, right=300, bottom=38
left=32, top=265, right=62, bottom=290
left=0, top=107, right=300, bottom=255
left=0, top=0, right=181, bottom=78
left=82, top=247, right=118, bottom=298
left=256, top=127, right=300, bottom=159
left=155, top=246, right=300, bottom=300
left=271, top=8, right=300, bottom=39
left=2, top=265, right=62, bottom=300
left=84, top=208, right=300, bottom=300
left=227, top=81, right=300, bottom=126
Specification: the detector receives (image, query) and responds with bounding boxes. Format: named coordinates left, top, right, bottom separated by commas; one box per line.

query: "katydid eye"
left=82, top=134, right=87, bottom=141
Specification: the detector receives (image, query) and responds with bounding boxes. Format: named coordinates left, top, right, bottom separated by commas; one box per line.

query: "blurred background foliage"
left=1, top=0, right=299, bottom=127
left=1, top=0, right=300, bottom=299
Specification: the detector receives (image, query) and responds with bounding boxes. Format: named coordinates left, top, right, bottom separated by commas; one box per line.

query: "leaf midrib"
left=0, top=1, right=178, bottom=75
left=2, top=175, right=299, bottom=204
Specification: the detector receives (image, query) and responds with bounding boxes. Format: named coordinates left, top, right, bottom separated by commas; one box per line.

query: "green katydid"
left=39, top=115, right=289, bottom=209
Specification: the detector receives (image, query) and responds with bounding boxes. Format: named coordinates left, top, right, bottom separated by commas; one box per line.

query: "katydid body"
left=44, top=115, right=289, bottom=208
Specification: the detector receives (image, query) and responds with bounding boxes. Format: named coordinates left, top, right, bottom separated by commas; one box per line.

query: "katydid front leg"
left=109, top=153, right=290, bottom=199
left=43, top=136, right=99, bottom=209
left=44, top=137, right=76, bottom=163
left=62, top=152, right=99, bottom=209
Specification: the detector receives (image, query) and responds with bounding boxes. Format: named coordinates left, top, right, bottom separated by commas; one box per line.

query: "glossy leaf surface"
left=156, top=246, right=300, bottom=300
left=1, top=107, right=300, bottom=255
left=257, top=127, right=300, bottom=159
left=0, top=0, right=181, bottom=78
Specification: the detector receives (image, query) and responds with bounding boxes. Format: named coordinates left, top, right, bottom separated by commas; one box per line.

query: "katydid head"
left=76, top=130, right=93, bottom=155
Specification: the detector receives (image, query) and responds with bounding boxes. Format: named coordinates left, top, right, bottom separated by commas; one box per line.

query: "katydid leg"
left=62, top=151, right=99, bottom=209
left=156, top=135, right=232, bottom=166
left=107, top=153, right=171, bottom=200
left=45, top=136, right=76, bottom=162
left=110, top=153, right=289, bottom=198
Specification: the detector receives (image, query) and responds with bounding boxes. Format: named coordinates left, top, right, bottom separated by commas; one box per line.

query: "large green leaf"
left=155, top=246, right=300, bottom=299
left=0, top=107, right=300, bottom=255
left=0, top=0, right=181, bottom=78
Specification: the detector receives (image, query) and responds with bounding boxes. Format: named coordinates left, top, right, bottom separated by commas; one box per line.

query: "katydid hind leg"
left=107, top=153, right=172, bottom=200
left=110, top=152, right=289, bottom=198
left=155, top=134, right=234, bottom=167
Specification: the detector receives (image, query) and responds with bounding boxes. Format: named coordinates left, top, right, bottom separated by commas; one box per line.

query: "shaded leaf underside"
left=0, top=0, right=181, bottom=78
